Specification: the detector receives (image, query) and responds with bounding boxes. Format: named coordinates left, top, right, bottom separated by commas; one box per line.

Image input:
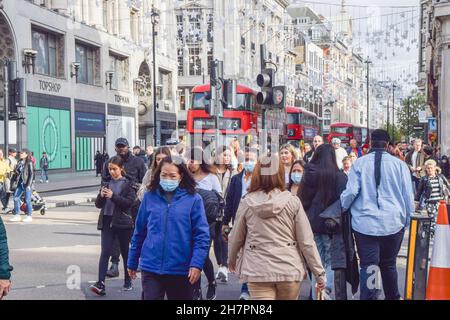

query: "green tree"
left=397, top=90, right=426, bottom=140
left=382, top=124, right=402, bottom=142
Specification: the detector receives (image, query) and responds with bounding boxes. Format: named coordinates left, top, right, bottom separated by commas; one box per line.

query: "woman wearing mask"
left=213, top=146, right=237, bottom=284
left=90, top=156, right=137, bottom=296
left=280, top=144, right=298, bottom=186
left=287, top=160, right=305, bottom=196
left=127, top=156, right=210, bottom=300
left=299, top=144, right=348, bottom=299
left=137, top=147, right=172, bottom=201
left=228, top=155, right=326, bottom=300
left=9, top=149, right=34, bottom=223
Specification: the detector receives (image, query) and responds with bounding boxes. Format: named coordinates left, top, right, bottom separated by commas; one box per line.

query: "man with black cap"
left=340, top=129, right=414, bottom=300
left=101, top=138, right=146, bottom=278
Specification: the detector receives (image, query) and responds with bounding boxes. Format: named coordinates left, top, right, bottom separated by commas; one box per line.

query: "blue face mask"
left=159, top=179, right=180, bottom=192
left=244, top=161, right=256, bottom=173
left=291, top=172, right=303, bottom=185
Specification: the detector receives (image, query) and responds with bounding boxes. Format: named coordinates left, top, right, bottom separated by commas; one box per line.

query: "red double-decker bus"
left=327, top=123, right=370, bottom=147
left=286, top=106, right=319, bottom=148
left=187, top=83, right=285, bottom=146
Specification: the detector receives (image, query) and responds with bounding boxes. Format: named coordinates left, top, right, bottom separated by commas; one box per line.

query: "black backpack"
left=197, top=189, right=225, bottom=224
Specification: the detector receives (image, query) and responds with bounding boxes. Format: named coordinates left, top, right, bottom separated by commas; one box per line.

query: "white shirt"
left=411, top=151, right=418, bottom=169
left=335, top=147, right=348, bottom=170
left=196, top=173, right=223, bottom=195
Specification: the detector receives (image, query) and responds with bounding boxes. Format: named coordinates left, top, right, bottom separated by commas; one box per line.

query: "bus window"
left=192, top=92, right=210, bottom=110
left=224, top=93, right=251, bottom=111
left=332, top=126, right=351, bottom=134
left=287, top=113, right=299, bottom=124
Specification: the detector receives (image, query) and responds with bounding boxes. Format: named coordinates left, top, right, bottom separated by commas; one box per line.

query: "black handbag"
left=9, top=172, right=19, bottom=192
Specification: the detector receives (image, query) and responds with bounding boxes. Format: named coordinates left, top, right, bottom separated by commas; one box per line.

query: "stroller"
left=20, top=189, right=47, bottom=216
left=4, top=188, right=47, bottom=216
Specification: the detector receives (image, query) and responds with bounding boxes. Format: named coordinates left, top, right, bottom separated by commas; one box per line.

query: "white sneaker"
left=9, top=215, right=22, bottom=222
left=216, top=266, right=228, bottom=283
left=39, top=179, right=43, bottom=183
left=23, top=216, right=33, bottom=223
left=2, top=208, right=8, bottom=214
left=239, top=291, right=250, bottom=300
left=46, top=180, right=49, bottom=183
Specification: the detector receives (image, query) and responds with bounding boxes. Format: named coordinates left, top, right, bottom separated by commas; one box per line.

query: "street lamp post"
left=151, top=6, right=160, bottom=147
left=365, top=57, right=371, bottom=139
left=392, top=83, right=396, bottom=139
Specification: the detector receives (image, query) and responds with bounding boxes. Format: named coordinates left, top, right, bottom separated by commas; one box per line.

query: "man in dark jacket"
left=222, top=147, right=257, bottom=300
left=102, top=138, right=146, bottom=278
left=0, top=215, right=12, bottom=299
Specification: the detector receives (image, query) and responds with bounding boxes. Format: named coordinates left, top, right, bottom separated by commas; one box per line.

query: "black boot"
left=106, top=263, right=119, bottom=278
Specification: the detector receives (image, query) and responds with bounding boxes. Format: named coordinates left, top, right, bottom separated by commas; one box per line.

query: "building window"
left=207, top=13, right=213, bottom=43
left=324, top=109, right=331, bottom=127
left=32, top=28, right=64, bottom=78
left=178, top=50, right=184, bottom=76
left=207, top=48, right=213, bottom=74
left=110, top=53, right=129, bottom=91
left=360, top=111, right=364, bottom=125
left=251, top=42, right=256, bottom=53
left=76, top=41, right=101, bottom=85
left=241, top=36, right=246, bottom=49
left=189, top=47, right=201, bottom=76
left=187, top=10, right=201, bottom=44
left=159, top=69, right=173, bottom=101
left=176, top=14, right=183, bottom=40
left=130, top=11, right=138, bottom=42
left=180, top=89, right=186, bottom=111
left=102, top=0, right=109, bottom=31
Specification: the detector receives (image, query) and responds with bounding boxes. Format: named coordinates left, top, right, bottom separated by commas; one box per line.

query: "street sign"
left=418, top=111, right=427, bottom=123
left=413, top=124, right=424, bottom=131
left=428, top=117, right=437, bottom=132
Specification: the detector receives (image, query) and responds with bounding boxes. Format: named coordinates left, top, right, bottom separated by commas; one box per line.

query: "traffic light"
left=256, top=68, right=275, bottom=105
left=272, top=85, right=286, bottom=109
left=8, top=78, right=26, bottom=117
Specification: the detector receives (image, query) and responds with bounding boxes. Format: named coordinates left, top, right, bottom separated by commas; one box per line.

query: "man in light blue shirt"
left=341, top=129, right=414, bottom=300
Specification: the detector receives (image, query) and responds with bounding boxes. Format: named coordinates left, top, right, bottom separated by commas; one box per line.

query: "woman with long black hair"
left=299, top=144, right=348, bottom=299
left=90, top=156, right=136, bottom=296
left=187, top=147, right=222, bottom=300
left=137, top=146, right=172, bottom=201
left=212, top=146, right=237, bottom=284
left=9, top=149, right=34, bottom=223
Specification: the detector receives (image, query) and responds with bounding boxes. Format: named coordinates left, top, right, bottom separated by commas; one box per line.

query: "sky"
left=299, top=0, right=421, bottom=94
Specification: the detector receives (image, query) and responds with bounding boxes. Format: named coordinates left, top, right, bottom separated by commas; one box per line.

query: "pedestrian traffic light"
left=272, top=85, right=286, bottom=109
left=256, top=68, right=275, bottom=105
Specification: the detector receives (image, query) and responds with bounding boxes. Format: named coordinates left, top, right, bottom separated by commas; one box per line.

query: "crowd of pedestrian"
left=1, top=130, right=449, bottom=301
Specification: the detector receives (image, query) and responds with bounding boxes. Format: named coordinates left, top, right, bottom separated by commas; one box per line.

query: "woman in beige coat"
left=228, top=155, right=326, bottom=300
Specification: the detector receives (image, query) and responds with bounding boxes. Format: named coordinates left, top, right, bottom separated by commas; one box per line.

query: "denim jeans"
left=353, top=229, right=405, bottom=300
left=13, top=183, right=32, bottom=215
left=311, top=234, right=334, bottom=300
left=41, top=168, right=48, bottom=182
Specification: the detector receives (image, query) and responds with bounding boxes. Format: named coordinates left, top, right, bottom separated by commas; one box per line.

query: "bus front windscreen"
left=332, top=126, right=352, bottom=134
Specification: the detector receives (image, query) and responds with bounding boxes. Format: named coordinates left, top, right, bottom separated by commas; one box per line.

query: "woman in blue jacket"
left=127, top=155, right=210, bottom=300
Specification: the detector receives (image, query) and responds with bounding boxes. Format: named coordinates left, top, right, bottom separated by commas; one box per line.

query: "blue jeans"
left=41, top=168, right=48, bottom=181
left=353, top=229, right=405, bottom=300
left=14, top=183, right=32, bottom=216
left=312, top=234, right=334, bottom=299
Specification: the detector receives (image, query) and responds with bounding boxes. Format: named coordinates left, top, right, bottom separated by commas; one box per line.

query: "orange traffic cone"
left=426, top=200, right=450, bottom=300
